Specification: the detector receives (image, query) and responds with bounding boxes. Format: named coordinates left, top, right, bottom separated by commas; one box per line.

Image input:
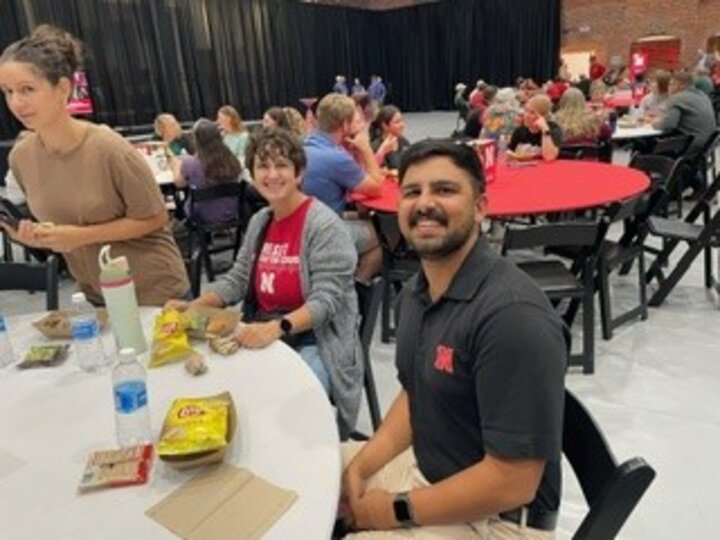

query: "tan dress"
left=9, top=122, right=189, bottom=305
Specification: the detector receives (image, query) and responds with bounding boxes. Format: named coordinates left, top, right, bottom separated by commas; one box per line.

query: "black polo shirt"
left=509, top=121, right=563, bottom=151
left=396, top=238, right=567, bottom=512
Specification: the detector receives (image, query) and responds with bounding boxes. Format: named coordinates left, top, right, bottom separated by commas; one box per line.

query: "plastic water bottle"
left=70, top=292, right=106, bottom=373
left=0, top=315, right=16, bottom=368
left=113, top=348, right=152, bottom=447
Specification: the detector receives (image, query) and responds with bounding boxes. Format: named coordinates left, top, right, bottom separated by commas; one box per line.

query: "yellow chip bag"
left=149, top=309, right=195, bottom=368
left=157, top=395, right=230, bottom=457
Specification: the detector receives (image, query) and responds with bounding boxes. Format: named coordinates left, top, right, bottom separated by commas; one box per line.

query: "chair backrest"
left=0, top=255, right=59, bottom=310
left=629, top=154, right=677, bottom=189
left=651, top=133, right=694, bottom=159
left=188, top=181, right=246, bottom=227
left=370, top=211, right=419, bottom=271
left=502, top=222, right=599, bottom=253
left=564, top=390, right=656, bottom=540
left=559, top=140, right=611, bottom=163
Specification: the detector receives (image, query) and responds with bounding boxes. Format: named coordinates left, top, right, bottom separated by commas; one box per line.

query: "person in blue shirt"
left=368, top=75, right=387, bottom=105
left=303, top=93, right=383, bottom=282
left=352, top=78, right=365, bottom=95
left=333, top=75, right=349, bottom=96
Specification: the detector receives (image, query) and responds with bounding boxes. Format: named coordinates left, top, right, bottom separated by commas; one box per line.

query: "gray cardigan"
left=210, top=199, right=363, bottom=438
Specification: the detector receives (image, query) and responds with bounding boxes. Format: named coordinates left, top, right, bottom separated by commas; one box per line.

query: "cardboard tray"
left=33, top=309, right=109, bottom=339
left=185, top=306, right=240, bottom=338
left=158, top=391, right=237, bottom=470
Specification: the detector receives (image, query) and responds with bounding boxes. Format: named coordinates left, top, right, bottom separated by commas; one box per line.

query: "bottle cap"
left=71, top=292, right=87, bottom=303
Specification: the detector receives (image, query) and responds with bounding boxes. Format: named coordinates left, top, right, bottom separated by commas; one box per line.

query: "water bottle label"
left=72, top=319, right=99, bottom=341
left=114, top=381, right=148, bottom=414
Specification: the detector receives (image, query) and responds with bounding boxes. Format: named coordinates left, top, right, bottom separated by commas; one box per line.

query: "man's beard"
left=406, top=207, right=477, bottom=261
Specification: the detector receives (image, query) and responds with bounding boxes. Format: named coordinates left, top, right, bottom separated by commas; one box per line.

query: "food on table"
left=78, top=444, right=153, bottom=492
left=209, top=335, right=240, bottom=356
left=184, top=352, right=208, bottom=376
left=149, top=309, right=197, bottom=368
left=157, top=394, right=232, bottom=457
left=186, top=306, right=239, bottom=338
left=16, top=344, right=70, bottom=369
left=185, top=311, right=210, bottom=339
left=33, top=309, right=108, bottom=339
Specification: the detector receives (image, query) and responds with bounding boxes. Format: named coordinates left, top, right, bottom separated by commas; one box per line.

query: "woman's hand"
left=234, top=320, right=282, bottom=349
left=378, top=135, right=399, bottom=155
left=33, top=224, right=88, bottom=253
left=164, top=299, right=191, bottom=312
left=5, top=219, right=51, bottom=249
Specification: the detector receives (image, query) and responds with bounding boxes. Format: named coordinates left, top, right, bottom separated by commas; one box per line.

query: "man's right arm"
left=653, top=101, right=680, bottom=132
left=348, top=133, right=383, bottom=196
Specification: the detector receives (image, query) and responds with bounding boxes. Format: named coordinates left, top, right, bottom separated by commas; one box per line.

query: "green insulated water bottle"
left=98, top=245, right=148, bottom=355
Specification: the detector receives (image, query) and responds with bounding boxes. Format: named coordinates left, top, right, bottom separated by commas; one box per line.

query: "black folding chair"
left=0, top=254, right=60, bottom=310
left=644, top=173, right=720, bottom=306
left=502, top=222, right=600, bottom=374
left=186, top=182, right=247, bottom=282
left=651, top=133, right=693, bottom=160
left=370, top=212, right=419, bottom=343
left=564, top=390, right=656, bottom=540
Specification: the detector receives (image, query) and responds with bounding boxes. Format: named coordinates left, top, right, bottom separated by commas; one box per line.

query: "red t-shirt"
left=589, top=63, right=606, bottom=81
left=254, top=198, right=313, bottom=314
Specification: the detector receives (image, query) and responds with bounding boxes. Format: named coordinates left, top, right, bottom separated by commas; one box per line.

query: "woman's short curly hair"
left=245, top=128, right=307, bottom=174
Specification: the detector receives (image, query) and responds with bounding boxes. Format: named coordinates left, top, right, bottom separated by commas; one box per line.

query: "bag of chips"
left=157, top=393, right=235, bottom=467
left=149, top=309, right=196, bottom=368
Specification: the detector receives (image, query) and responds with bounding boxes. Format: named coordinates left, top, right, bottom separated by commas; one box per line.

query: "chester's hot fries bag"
left=149, top=309, right=195, bottom=368
left=157, top=395, right=231, bottom=457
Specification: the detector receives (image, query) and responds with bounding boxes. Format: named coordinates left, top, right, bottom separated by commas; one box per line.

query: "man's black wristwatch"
left=393, top=492, right=417, bottom=528
left=279, top=317, right=293, bottom=337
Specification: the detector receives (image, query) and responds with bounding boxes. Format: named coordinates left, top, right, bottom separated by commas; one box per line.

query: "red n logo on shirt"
left=434, top=345, right=454, bottom=374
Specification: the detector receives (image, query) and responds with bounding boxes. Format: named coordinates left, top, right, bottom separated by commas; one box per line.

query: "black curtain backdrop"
left=0, top=0, right=560, bottom=137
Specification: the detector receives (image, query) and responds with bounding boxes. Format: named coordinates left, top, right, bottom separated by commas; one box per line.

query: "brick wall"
left=563, top=0, right=720, bottom=69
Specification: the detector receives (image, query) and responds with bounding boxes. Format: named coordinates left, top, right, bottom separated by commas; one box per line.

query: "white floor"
left=2, top=112, right=720, bottom=539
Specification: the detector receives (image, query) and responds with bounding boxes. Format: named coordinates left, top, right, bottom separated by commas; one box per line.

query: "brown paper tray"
left=158, top=391, right=237, bottom=470
left=33, top=309, right=109, bottom=339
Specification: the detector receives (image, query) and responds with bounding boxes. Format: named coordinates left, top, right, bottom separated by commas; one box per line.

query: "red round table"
left=350, top=160, right=650, bottom=217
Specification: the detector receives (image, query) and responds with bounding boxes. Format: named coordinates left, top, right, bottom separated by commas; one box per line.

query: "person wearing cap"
left=340, top=139, right=566, bottom=538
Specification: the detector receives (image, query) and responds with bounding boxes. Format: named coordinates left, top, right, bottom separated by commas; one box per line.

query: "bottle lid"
left=99, top=245, right=131, bottom=282
left=119, top=347, right=136, bottom=357
left=71, top=292, right=87, bottom=303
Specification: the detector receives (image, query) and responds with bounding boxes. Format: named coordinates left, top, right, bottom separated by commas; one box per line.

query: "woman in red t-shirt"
left=168, top=130, right=362, bottom=432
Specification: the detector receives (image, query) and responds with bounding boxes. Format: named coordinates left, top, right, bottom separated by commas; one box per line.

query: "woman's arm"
left=32, top=211, right=168, bottom=253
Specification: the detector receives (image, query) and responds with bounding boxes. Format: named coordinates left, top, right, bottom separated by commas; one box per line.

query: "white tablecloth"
left=611, top=125, right=663, bottom=141
left=0, top=309, right=340, bottom=539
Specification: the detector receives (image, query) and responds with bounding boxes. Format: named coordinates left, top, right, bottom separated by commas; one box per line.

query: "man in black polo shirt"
left=509, top=94, right=562, bottom=161
left=340, top=140, right=566, bottom=539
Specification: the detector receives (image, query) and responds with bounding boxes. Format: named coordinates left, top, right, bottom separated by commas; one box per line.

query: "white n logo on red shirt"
left=260, top=272, right=276, bottom=295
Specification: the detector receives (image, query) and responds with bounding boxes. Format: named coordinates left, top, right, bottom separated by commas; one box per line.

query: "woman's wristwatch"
left=279, top=317, right=293, bottom=337
left=393, top=492, right=417, bottom=527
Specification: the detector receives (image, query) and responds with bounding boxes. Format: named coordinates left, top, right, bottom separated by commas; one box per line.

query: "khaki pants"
left=342, top=442, right=555, bottom=540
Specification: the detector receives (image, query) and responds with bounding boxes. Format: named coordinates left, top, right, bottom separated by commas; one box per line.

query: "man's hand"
left=234, top=320, right=282, bottom=349
left=32, top=224, right=87, bottom=253
left=345, top=131, right=373, bottom=154
left=350, top=489, right=399, bottom=531
left=4, top=219, right=45, bottom=248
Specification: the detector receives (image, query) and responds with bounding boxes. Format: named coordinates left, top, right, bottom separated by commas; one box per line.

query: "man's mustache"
left=409, top=208, right=448, bottom=227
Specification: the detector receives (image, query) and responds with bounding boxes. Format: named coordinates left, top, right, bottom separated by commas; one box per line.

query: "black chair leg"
left=380, top=280, right=392, bottom=343
left=598, top=262, right=613, bottom=341
left=638, top=252, right=648, bottom=321
left=583, top=289, right=594, bottom=374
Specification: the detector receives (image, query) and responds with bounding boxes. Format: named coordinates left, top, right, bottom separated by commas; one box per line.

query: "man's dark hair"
left=399, top=139, right=485, bottom=195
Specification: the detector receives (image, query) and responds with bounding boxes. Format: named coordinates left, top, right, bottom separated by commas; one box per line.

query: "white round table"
left=0, top=309, right=340, bottom=539
left=611, top=125, right=663, bottom=141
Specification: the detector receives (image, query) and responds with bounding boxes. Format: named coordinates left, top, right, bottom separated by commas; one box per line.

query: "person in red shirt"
left=468, top=79, right=488, bottom=112
left=589, top=55, right=606, bottom=81
left=167, top=129, right=363, bottom=436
